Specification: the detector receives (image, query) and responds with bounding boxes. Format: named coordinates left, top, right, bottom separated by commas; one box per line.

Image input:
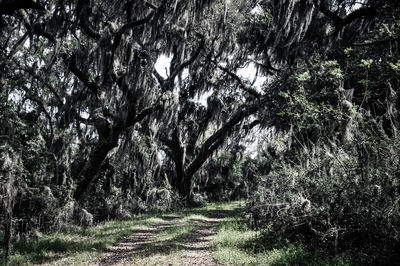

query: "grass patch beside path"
left=2, top=215, right=164, bottom=265
left=212, top=215, right=357, bottom=266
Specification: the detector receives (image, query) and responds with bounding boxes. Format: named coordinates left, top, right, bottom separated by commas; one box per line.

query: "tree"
left=152, top=1, right=266, bottom=198
left=1, top=0, right=263, bottom=202
left=0, top=102, right=23, bottom=264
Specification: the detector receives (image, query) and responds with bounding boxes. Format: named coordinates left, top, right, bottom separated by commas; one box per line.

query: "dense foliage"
left=1, top=0, right=400, bottom=264
left=244, top=0, right=400, bottom=263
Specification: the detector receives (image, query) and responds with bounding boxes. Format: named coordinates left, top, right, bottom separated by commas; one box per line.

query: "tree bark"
left=159, top=130, right=188, bottom=196
left=3, top=210, right=12, bottom=265
left=185, top=103, right=260, bottom=181
left=73, top=133, right=119, bottom=200
left=164, top=102, right=261, bottom=198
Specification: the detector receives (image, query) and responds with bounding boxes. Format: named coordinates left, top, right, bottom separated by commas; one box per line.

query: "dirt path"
left=97, top=208, right=241, bottom=266
left=177, top=216, right=226, bottom=266
left=96, top=216, right=184, bottom=265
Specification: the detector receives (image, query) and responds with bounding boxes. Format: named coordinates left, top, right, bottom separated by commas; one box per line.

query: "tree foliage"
left=1, top=0, right=400, bottom=263
left=245, top=0, right=400, bottom=262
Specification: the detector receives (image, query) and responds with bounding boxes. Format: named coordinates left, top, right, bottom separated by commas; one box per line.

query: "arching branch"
left=319, top=0, right=377, bottom=30
left=61, top=53, right=100, bottom=95
left=170, top=36, right=205, bottom=81
left=76, top=0, right=101, bottom=40
left=185, top=102, right=261, bottom=178
left=108, top=11, right=155, bottom=78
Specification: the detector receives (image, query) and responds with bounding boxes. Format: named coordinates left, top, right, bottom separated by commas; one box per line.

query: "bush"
left=247, top=129, right=400, bottom=263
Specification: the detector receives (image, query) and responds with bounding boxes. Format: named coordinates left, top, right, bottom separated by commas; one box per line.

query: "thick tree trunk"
left=73, top=133, right=119, bottom=200
left=170, top=137, right=190, bottom=196
left=166, top=103, right=261, bottom=199
left=71, top=104, right=155, bottom=200
left=175, top=172, right=191, bottom=197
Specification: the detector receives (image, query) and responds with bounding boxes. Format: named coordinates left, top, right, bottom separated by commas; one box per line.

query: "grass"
left=1, top=215, right=164, bottom=265
left=1, top=201, right=357, bottom=265
left=0, top=201, right=243, bottom=265
left=212, top=215, right=356, bottom=266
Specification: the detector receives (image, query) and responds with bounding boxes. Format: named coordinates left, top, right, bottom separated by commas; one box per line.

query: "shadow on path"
left=97, top=206, right=243, bottom=265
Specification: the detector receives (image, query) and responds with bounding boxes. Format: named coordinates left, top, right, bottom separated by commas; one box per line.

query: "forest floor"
left=95, top=203, right=241, bottom=265
left=4, top=201, right=244, bottom=266
left=3, top=201, right=355, bottom=265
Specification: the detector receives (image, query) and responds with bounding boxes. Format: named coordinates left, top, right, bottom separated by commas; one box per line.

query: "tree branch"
left=243, top=119, right=260, bottom=130
left=22, top=87, right=54, bottom=143
left=185, top=102, right=261, bottom=178
left=108, top=11, right=155, bottom=75
left=0, top=0, right=45, bottom=15
left=212, top=61, right=262, bottom=98
left=144, top=1, right=158, bottom=10
left=319, top=0, right=377, bottom=30
left=31, top=23, right=56, bottom=44
left=61, top=53, right=100, bottom=95
left=76, top=0, right=101, bottom=40
left=16, top=63, right=63, bottom=104
left=153, top=69, right=166, bottom=87
left=131, top=105, right=154, bottom=125
left=169, top=36, right=205, bottom=80
left=251, top=59, right=280, bottom=73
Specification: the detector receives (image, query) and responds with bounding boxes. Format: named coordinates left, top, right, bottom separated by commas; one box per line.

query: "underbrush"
left=212, top=216, right=355, bottom=265
left=246, top=131, right=400, bottom=265
left=0, top=214, right=167, bottom=265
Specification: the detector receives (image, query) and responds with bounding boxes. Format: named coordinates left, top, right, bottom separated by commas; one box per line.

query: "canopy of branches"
left=1, top=0, right=399, bottom=264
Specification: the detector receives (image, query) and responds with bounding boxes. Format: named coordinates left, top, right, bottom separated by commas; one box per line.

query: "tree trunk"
left=161, top=102, right=261, bottom=200
left=185, top=104, right=260, bottom=184
left=73, top=134, right=119, bottom=200
left=175, top=172, right=192, bottom=198
left=3, top=210, right=12, bottom=265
